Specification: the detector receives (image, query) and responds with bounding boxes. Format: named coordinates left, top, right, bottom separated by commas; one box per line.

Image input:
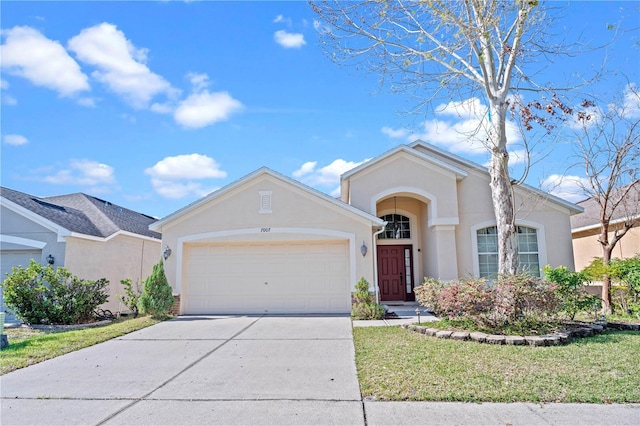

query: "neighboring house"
left=571, top=184, right=640, bottom=271
left=1, top=187, right=162, bottom=319
left=152, top=141, right=582, bottom=315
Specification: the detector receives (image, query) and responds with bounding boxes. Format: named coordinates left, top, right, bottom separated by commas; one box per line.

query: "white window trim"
left=470, top=220, right=547, bottom=278
left=258, top=191, right=272, bottom=214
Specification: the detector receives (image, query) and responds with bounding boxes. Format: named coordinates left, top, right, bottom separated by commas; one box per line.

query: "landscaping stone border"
left=402, top=321, right=639, bottom=346
left=27, top=320, right=113, bottom=331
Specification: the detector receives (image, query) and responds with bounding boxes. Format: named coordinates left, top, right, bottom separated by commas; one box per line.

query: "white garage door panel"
left=184, top=241, right=351, bottom=314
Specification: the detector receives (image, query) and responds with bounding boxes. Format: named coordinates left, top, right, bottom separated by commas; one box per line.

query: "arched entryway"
left=375, top=194, right=428, bottom=302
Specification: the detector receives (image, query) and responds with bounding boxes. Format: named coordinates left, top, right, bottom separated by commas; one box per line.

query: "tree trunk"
left=488, top=102, right=518, bottom=275
left=601, top=246, right=613, bottom=314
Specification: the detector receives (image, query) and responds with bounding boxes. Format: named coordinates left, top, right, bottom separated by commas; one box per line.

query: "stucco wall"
left=64, top=234, right=161, bottom=313
left=573, top=226, right=640, bottom=271
left=347, top=153, right=460, bottom=220
left=455, top=168, right=576, bottom=275
left=157, top=175, right=378, bottom=294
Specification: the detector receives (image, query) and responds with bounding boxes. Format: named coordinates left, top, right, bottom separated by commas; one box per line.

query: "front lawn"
left=354, top=326, right=640, bottom=403
left=1, top=316, right=161, bottom=375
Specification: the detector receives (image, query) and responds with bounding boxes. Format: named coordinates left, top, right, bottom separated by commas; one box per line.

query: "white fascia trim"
left=571, top=214, right=640, bottom=234
left=341, top=145, right=468, bottom=181
left=151, top=167, right=384, bottom=231
left=1, top=197, right=71, bottom=242
left=174, top=227, right=357, bottom=294
left=0, top=234, right=47, bottom=249
left=69, top=230, right=161, bottom=243
left=469, top=219, right=548, bottom=278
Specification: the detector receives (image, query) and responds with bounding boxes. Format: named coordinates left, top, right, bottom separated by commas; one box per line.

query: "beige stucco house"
left=1, top=187, right=161, bottom=318
left=152, top=141, right=582, bottom=315
left=571, top=184, right=640, bottom=271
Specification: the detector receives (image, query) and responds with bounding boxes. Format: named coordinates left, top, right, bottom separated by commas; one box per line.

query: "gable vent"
left=259, top=191, right=272, bottom=214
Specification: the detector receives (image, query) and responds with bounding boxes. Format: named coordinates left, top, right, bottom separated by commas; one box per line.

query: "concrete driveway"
left=3, top=316, right=640, bottom=426
left=0, top=315, right=364, bottom=425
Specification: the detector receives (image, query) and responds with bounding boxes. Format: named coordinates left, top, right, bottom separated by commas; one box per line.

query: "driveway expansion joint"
left=95, top=316, right=264, bottom=426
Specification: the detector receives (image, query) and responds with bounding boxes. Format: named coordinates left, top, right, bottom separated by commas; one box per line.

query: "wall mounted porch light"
left=360, top=241, right=368, bottom=257
left=163, top=245, right=172, bottom=260
left=46, top=254, right=55, bottom=265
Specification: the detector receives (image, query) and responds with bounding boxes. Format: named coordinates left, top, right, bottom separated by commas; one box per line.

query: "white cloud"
left=40, top=159, right=116, bottom=187
left=174, top=91, right=243, bottom=129
left=292, top=161, right=317, bottom=178
left=620, top=83, right=640, bottom=119
left=540, top=174, right=590, bottom=202
left=145, top=154, right=227, bottom=199
left=2, top=94, right=17, bottom=105
left=0, top=79, right=8, bottom=90
left=67, top=23, right=175, bottom=108
left=293, top=158, right=370, bottom=196
left=0, top=26, right=89, bottom=96
left=76, top=97, right=96, bottom=108
left=149, top=180, right=219, bottom=200
left=274, top=30, right=306, bottom=49
left=508, top=149, right=528, bottom=166
left=187, top=72, right=210, bottom=92
left=3, top=134, right=28, bottom=146
left=381, top=126, right=411, bottom=139
left=413, top=97, right=521, bottom=156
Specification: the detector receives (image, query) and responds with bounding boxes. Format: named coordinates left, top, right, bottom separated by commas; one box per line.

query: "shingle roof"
left=1, top=187, right=160, bottom=240
left=570, top=181, right=640, bottom=230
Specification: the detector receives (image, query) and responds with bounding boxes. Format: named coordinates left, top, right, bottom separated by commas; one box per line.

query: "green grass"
left=1, top=316, right=161, bottom=375
left=354, top=326, right=640, bottom=403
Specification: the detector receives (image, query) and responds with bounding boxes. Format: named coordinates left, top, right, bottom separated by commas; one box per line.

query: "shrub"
left=610, top=256, right=640, bottom=318
left=543, top=265, right=600, bottom=320
left=494, top=273, right=561, bottom=323
left=1, top=260, right=109, bottom=324
left=351, top=277, right=385, bottom=320
left=138, top=260, right=174, bottom=317
left=414, top=273, right=563, bottom=333
left=414, top=277, right=444, bottom=313
left=581, top=256, right=640, bottom=317
left=119, top=278, right=142, bottom=317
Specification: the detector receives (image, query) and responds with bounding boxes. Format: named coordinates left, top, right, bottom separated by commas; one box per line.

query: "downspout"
left=372, top=222, right=388, bottom=304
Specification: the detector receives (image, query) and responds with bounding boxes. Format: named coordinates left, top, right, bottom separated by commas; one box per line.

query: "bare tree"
left=311, top=0, right=591, bottom=275
left=573, top=84, right=640, bottom=312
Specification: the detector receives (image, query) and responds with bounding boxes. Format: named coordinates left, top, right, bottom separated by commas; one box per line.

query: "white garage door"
left=184, top=241, right=351, bottom=314
left=1, top=250, right=41, bottom=320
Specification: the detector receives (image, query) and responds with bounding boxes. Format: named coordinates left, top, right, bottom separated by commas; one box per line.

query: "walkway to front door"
left=377, top=245, right=414, bottom=302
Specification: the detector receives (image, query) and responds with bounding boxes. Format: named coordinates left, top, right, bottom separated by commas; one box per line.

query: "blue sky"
left=1, top=1, right=638, bottom=219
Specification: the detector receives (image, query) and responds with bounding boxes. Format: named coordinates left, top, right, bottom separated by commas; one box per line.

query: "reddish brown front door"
left=377, top=245, right=414, bottom=302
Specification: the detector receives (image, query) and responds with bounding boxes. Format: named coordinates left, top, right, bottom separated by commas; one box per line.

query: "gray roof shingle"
left=1, top=187, right=160, bottom=240
left=570, top=181, right=640, bottom=230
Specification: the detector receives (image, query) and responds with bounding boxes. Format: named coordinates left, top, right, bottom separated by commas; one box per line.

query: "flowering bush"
left=415, top=273, right=563, bottom=333
left=416, top=277, right=494, bottom=324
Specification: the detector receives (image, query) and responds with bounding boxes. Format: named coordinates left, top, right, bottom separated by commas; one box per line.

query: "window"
left=476, top=225, right=540, bottom=278
left=259, top=191, right=272, bottom=214
left=378, top=214, right=410, bottom=239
